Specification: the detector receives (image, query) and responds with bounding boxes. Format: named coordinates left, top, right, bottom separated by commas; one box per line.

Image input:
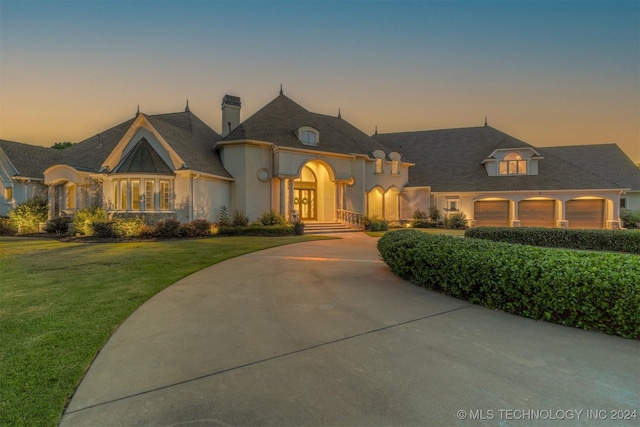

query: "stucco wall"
left=221, top=143, right=272, bottom=220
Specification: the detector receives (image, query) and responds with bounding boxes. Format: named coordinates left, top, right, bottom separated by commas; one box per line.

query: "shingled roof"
left=223, top=94, right=389, bottom=156
left=542, top=144, right=639, bottom=191
left=0, top=139, right=61, bottom=179
left=373, top=126, right=625, bottom=192
left=61, top=111, right=231, bottom=178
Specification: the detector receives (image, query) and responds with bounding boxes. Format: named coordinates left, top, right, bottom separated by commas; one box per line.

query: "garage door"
left=566, top=199, right=605, bottom=229
left=474, top=201, right=509, bottom=227
left=518, top=200, right=555, bottom=228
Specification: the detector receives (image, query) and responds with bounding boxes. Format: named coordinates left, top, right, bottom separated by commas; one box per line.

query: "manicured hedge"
left=378, top=229, right=640, bottom=338
left=465, top=227, right=640, bottom=254
left=217, top=224, right=295, bottom=236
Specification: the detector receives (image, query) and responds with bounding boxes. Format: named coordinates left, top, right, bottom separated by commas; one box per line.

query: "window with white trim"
left=375, top=158, right=383, bottom=174
left=160, top=180, right=170, bottom=210
left=120, top=180, right=128, bottom=210
left=132, top=180, right=140, bottom=210
left=66, top=184, right=76, bottom=209
left=145, top=181, right=154, bottom=210
left=499, top=152, right=527, bottom=175
left=391, top=160, right=399, bottom=175
left=5, top=187, right=13, bottom=202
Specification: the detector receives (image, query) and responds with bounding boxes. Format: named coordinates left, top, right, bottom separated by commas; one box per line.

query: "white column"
left=288, top=179, right=295, bottom=221
left=279, top=178, right=286, bottom=216
left=48, top=186, right=55, bottom=220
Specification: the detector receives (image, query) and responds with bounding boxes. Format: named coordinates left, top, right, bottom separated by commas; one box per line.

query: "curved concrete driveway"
left=61, top=233, right=639, bottom=426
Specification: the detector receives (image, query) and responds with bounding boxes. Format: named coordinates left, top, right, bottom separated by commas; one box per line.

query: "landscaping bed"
left=378, top=229, right=640, bottom=339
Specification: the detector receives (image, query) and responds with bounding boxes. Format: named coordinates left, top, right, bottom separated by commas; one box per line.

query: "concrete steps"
left=303, top=221, right=362, bottom=234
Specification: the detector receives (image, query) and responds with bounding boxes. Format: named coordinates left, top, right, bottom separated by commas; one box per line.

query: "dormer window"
left=297, top=126, right=319, bottom=146
left=499, top=152, right=527, bottom=175
left=302, top=130, right=316, bottom=145
left=375, top=158, right=383, bottom=174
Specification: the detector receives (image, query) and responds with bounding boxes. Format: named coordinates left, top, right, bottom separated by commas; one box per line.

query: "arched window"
left=297, top=126, right=319, bottom=146
left=301, top=130, right=316, bottom=145
left=499, top=152, right=527, bottom=175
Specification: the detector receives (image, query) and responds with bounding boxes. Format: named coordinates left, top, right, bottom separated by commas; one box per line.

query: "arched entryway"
left=293, top=161, right=335, bottom=221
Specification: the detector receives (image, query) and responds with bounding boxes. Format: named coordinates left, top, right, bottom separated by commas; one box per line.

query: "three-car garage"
left=473, top=198, right=607, bottom=229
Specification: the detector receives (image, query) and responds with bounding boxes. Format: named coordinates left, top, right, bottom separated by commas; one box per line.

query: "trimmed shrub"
left=412, top=219, right=438, bottom=228
left=465, top=227, right=640, bottom=254
left=378, top=229, right=640, bottom=338
left=8, top=196, right=48, bottom=233
left=258, top=210, right=288, bottom=226
left=217, top=224, right=294, bottom=236
left=73, top=206, right=108, bottom=236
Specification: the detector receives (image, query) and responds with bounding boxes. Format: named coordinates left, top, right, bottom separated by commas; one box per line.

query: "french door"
left=294, top=188, right=316, bottom=220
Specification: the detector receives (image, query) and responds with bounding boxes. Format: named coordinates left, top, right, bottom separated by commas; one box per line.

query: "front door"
left=294, top=188, right=316, bottom=220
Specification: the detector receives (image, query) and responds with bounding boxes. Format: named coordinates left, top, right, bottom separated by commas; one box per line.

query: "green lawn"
left=0, top=235, right=327, bottom=426
left=366, top=228, right=466, bottom=238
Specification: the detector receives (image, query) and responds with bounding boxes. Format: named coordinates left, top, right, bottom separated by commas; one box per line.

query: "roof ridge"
left=375, top=125, right=487, bottom=137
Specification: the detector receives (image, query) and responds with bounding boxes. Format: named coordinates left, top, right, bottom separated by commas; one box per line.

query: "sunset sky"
left=1, top=0, right=638, bottom=162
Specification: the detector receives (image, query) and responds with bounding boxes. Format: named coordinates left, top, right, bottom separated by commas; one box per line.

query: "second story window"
left=301, top=130, right=317, bottom=145
left=499, top=152, right=527, bottom=175
left=391, top=160, right=399, bottom=175
left=375, top=158, right=383, bottom=174
left=297, top=126, right=320, bottom=146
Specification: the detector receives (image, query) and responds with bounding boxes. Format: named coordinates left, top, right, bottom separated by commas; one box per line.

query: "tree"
left=51, top=141, right=74, bottom=150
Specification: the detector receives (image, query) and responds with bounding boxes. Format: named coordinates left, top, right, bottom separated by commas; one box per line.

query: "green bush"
left=218, top=206, right=230, bottom=226
left=465, top=227, right=640, bottom=254
left=90, top=220, right=118, bottom=238
left=257, top=210, right=288, bottom=226
left=412, top=209, right=429, bottom=220
left=112, top=217, right=145, bottom=237
left=0, top=216, right=15, bottom=234
left=190, top=219, right=212, bottom=236
left=444, top=211, right=468, bottom=229
left=378, top=229, right=640, bottom=339
left=429, top=206, right=441, bottom=222
left=137, top=224, right=156, bottom=238
left=8, top=196, right=48, bottom=233
left=231, top=209, right=250, bottom=227
left=45, top=216, right=71, bottom=235
left=155, top=218, right=182, bottom=237
left=621, top=209, right=640, bottom=229
left=370, top=218, right=388, bottom=231
left=412, top=219, right=438, bottom=228
left=217, top=224, right=294, bottom=236
left=73, top=206, right=108, bottom=236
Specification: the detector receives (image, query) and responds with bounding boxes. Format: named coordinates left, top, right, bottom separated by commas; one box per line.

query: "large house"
left=1, top=90, right=638, bottom=229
